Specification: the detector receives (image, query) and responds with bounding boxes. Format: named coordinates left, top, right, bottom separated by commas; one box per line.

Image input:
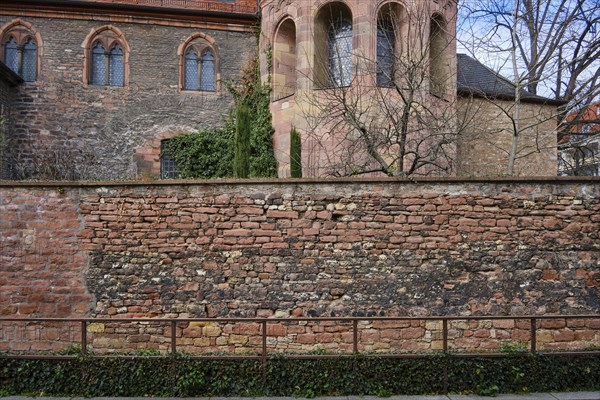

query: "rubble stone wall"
left=1, top=178, right=599, bottom=353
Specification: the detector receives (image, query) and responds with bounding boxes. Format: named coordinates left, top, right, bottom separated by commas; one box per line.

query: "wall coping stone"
left=1, top=176, right=600, bottom=188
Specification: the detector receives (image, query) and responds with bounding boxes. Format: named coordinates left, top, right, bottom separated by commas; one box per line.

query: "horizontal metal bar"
left=0, top=314, right=598, bottom=323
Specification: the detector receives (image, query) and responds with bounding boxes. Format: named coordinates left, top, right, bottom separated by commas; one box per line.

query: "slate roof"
left=457, top=53, right=565, bottom=106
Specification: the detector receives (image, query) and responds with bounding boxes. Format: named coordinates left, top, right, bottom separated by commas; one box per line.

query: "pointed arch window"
left=109, top=44, right=124, bottom=86
left=181, top=36, right=218, bottom=93
left=90, top=41, right=124, bottom=87
left=22, top=39, right=37, bottom=82
left=1, top=21, right=40, bottom=82
left=200, top=50, right=215, bottom=91
left=83, top=26, right=129, bottom=87
left=91, top=42, right=106, bottom=85
left=4, top=37, right=18, bottom=73
left=184, top=48, right=200, bottom=91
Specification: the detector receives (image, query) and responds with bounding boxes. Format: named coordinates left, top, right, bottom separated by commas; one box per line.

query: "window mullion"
left=198, top=56, right=202, bottom=90
left=17, top=46, right=23, bottom=77
left=105, top=50, right=110, bottom=86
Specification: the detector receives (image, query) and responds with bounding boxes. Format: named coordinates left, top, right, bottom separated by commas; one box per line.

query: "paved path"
left=5, top=393, right=600, bottom=400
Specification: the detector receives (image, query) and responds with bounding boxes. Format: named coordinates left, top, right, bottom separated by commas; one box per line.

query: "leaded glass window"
left=184, top=48, right=199, bottom=90
left=183, top=45, right=216, bottom=92
left=91, top=42, right=106, bottom=86
left=328, top=19, right=352, bottom=87
left=2, top=26, right=40, bottom=83
left=5, top=37, right=19, bottom=75
left=377, top=20, right=395, bottom=87
left=22, top=38, right=37, bottom=82
left=108, top=44, right=124, bottom=86
left=200, top=50, right=215, bottom=92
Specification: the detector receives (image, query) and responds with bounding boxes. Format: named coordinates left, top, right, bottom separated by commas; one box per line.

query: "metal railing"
left=1, top=314, right=599, bottom=360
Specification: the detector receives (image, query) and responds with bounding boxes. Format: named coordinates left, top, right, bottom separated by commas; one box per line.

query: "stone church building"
left=0, top=0, right=561, bottom=180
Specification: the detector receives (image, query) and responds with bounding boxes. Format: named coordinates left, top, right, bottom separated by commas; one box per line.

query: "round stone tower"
left=260, top=0, right=458, bottom=177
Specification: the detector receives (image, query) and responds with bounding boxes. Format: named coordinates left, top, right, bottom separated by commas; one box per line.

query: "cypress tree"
left=234, top=102, right=251, bottom=178
left=290, top=127, right=302, bottom=178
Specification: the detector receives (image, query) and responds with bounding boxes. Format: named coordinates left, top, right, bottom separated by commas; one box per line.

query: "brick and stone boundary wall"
left=1, top=178, right=599, bottom=353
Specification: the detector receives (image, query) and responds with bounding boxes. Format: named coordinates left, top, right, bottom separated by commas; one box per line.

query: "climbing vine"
left=165, top=49, right=277, bottom=179
left=1, top=354, right=598, bottom=397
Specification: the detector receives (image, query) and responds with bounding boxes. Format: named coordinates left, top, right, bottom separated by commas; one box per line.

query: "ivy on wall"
left=1, top=354, right=598, bottom=397
left=164, top=51, right=277, bottom=179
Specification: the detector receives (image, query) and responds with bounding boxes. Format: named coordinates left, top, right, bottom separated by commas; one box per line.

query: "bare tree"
left=295, top=3, right=461, bottom=177
left=459, top=0, right=600, bottom=175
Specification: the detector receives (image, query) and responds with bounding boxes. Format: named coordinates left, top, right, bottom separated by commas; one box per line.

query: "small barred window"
left=160, top=141, right=179, bottom=179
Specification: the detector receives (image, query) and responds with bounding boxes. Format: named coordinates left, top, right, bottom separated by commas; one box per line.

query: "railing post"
left=261, top=321, right=267, bottom=358
left=261, top=320, right=268, bottom=384
left=530, top=318, right=537, bottom=354
left=171, top=320, right=177, bottom=355
left=353, top=319, right=358, bottom=354
left=442, top=318, right=448, bottom=353
left=81, top=320, right=87, bottom=355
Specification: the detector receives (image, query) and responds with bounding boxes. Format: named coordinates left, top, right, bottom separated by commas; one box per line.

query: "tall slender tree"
left=290, top=127, right=302, bottom=178
left=234, top=102, right=251, bottom=178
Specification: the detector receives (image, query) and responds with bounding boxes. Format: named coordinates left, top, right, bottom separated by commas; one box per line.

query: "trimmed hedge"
left=1, top=354, right=598, bottom=397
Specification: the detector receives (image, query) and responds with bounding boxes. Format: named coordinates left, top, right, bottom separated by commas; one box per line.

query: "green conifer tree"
left=234, top=102, right=251, bottom=178
left=290, top=127, right=302, bottom=178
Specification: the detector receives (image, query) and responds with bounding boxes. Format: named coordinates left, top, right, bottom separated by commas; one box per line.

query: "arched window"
left=179, top=33, right=219, bottom=92
left=328, top=18, right=353, bottom=87
left=90, top=41, right=124, bottom=87
left=376, top=3, right=404, bottom=87
left=4, top=37, right=18, bottom=73
left=184, top=48, right=200, bottom=90
left=91, top=42, right=106, bottom=85
left=82, top=26, right=129, bottom=87
left=376, top=19, right=395, bottom=87
left=272, top=18, right=297, bottom=100
left=314, top=2, right=353, bottom=88
left=0, top=20, right=41, bottom=82
left=200, top=49, right=215, bottom=91
left=429, top=14, right=449, bottom=95
left=109, top=44, right=124, bottom=86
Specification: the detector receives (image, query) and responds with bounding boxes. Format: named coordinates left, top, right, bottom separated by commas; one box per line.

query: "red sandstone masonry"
left=0, top=178, right=599, bottom=353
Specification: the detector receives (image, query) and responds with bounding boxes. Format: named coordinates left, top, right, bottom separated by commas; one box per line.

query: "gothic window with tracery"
left=180, top=34, right=219, bottom=92
left=1, top=22, right=39, bottom=82
left=84, top=26, right=129, bottom=87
